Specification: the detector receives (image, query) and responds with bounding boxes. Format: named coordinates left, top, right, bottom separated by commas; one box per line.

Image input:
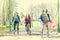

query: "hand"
left=50, top=21, right=52, bottom=23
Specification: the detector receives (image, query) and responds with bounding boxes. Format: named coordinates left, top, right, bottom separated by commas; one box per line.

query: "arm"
left=12, top=17, right=14, bottom=22
left=18, top=16, right=20, bottom=22
left=47, top=14, right=51, bottom=22
left=24, top=17, right=26, bottom=23
left=39, top=14, right=42, bottom=21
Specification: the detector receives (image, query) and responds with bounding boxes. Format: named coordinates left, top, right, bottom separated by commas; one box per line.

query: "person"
left=39, top=8, right=51, bottom=37
left=12, top=12, right=20, bottom=35
left=24, top=14, right=31, bottom=35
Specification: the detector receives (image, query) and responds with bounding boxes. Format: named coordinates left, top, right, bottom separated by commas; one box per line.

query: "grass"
left=0, top=25, right=9, bottom=31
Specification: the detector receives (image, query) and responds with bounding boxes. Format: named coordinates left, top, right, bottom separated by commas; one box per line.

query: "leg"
left=30, top=23, right=31, bottom=28
left=46, top=24, right=49, bottom=37
left=28, top=23, right=31, bottom=35
left=25, top=23, right=31, bottom=35
left=25, top=23, right=28, bottom=32
left=14, top=22, right=16, bottom=34
left=41, top=23, right=45, bottom=37
left=17, top=23, right=19, bottom=34
left=10, top=24, right=11, bottom=32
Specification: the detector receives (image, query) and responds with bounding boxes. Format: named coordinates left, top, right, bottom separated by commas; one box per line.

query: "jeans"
left=14, top=21, right=19, bottom=34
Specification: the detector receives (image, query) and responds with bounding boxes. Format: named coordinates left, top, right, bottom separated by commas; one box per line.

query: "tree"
left=2, top=0, right=14, bottom=25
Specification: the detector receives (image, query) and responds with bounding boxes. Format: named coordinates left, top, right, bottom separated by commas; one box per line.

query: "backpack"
left=43, top=14, right=49, bottom=23
left=14, top=16, right=18, bottom=22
